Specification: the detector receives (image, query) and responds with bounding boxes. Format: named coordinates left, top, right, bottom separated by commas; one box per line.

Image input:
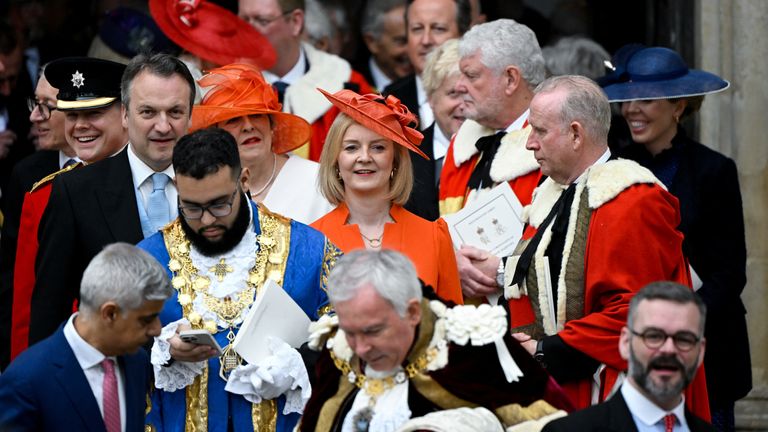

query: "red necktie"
left=664, top=413, right=676, bottom=432
left=102, top=359, right=121, bottom=432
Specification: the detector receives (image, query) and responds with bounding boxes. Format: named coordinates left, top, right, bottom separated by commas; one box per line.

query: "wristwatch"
left=496, top=257, right=506, bottom=288
left=534, top=339, right=546, bottom=367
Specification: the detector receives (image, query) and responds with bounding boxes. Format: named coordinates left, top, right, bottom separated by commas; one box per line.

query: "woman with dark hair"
left=601, top=46, right=750, bottom=431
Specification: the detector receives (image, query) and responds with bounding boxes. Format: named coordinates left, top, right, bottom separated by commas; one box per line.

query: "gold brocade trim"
left=160, top=205, right=293, bottom=431
left=319, top=240, right=342, bottom=293
left=438, top=196, right=464, bottom=217
left=251, top=398, right=278, bottom=431
left=410, top=373, right=477, bottom=410
left=494, top=399, right=560, bottom=427
left=185, top=366, right=209, bottom=432
left=30, top=161, right=82, bottom=192
left=317, top=304, right=334, bottom=317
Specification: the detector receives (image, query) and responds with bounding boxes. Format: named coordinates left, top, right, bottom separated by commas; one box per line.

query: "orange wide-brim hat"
left=150, top=0, right=276, bottom=70
left=317, top=88, right=428, bottom=160
left=191, top=63, right=311, bottom=154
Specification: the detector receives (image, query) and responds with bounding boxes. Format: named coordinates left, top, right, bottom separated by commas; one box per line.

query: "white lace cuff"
left=224, top=337, right=311, bottom=415
left=151, top=318, right=207, bottom=392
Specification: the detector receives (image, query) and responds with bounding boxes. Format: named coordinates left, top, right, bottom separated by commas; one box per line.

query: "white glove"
left=225, top=336, right=311, bottom=414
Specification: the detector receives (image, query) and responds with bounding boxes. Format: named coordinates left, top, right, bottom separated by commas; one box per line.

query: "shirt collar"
left=58, top=151, right=81, bottom=169
left=432, top=122, right=450, bottom=160
left=621, top=381, right=689, bottom=430
left=263, top=48, right=307, bottom=85
left=127, top=143, right=175, bottom=188
left=63, top=313, right=108, bottom=370
left=415, top=74, right=426, bottom=105
left=504, top=109, right=530, bottom=133
left=368, top=57, right=392, bottom=92
left=572, top=148, right=611, bottom=184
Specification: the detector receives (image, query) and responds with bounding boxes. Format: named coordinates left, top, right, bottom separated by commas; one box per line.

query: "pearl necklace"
left=251, top=153, right=277, bottom=197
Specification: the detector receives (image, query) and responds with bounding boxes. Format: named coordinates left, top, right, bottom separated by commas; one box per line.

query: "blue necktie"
left=146, top=172, right=171, bottom=232
left=63, top=158, right=77, bottom=168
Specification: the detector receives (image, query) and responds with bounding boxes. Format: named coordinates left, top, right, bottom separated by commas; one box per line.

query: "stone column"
left=697, top=0, right=768, bottom=429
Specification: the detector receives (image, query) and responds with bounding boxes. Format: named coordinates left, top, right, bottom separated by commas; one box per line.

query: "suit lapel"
left=95, top=148, right=143, bottom=243
left=605, top=391, right=640, bottom=432
left=119, top=354, right=148, bottom=432
left=51, top=330, right=106, bottom=432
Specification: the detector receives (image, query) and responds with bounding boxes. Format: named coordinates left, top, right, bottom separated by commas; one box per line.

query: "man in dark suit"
left=0, top=242, right=172, bottom=432
left=30, top=53, right=195, bottom=344
left=404, top=39, right=465, bottom=221
left=543, top=281, right=715, bottom=432
left=357, top=0, right=412, bottom=92
left=383, top=0, right=470, bottom=128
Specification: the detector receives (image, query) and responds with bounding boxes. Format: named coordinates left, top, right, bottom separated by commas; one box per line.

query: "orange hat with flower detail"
left=150, top=0, right=276, bottom=69
left=318, top=88, right=429, bottom=160
left=191, top=64, right=311, bottom=154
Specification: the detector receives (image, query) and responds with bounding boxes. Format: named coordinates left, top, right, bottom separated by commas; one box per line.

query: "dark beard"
left=180, top=191, right=252, bottom=257
left=629, top=346, right=696, bottom=403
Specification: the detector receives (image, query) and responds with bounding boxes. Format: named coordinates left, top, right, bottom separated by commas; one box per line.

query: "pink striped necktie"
left=102, top=358, right=121, bottom=432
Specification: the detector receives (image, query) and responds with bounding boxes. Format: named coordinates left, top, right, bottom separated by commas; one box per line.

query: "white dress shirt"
left=415, top=75, right=434, bottom=131
left=263, top=48, right=307, bottom=85
left=127, top=143, right=178, bottom=221
left=622, top=382, right=690, bottom=432
left=63, top=314, right=126, bottom=432
left=368, top=57, right=392, bottom=92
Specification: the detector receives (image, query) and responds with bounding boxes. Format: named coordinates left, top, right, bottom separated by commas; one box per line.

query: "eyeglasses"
left=242, top=10, right=292, bottom=27
left=178, top=189, right=238, bottom=220
left=629, top=328, right=701, bottom=352
left=26, top=97, right=58, bottom=120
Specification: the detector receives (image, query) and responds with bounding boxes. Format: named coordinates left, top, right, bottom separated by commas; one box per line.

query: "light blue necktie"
left=146, top=172, right=171, bottom=232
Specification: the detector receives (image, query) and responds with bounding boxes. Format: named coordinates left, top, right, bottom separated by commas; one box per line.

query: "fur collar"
left=451, top=119, right=539, bottom=182
left=525, top=159, right=663, bottom=227
left=283, top=42, right=352, bottom=124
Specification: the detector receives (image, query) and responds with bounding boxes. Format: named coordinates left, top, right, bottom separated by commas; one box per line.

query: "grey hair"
left=628, top=281, right=707, bottom=335
left=422, top=38, right=461, bottom=97
left=459, top=18, right=545, bottom=87
left=534, top=75, right=611, bottom=141
left=327, top=250, right=421, bottom=317
left=362, top=0, right=407, bottom=38
left=304, top=0, right=336, bottom=46
left=79, top=243, right=172, bottom=314
left=542, top=36, right=610, bottom=80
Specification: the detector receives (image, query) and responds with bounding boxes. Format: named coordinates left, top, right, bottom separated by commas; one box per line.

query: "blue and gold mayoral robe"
left=139, top=201, right=341, bottom=432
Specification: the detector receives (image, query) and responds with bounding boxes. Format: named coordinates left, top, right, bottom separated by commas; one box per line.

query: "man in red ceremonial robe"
left=463, top=75, right=711, bottom=419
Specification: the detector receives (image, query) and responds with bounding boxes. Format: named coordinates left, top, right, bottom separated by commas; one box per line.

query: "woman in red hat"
left=601, top=46, right=749, bottom=430
left=191, top=63, right=332, bottom=224
left=311, top=89, right=462, bottom=305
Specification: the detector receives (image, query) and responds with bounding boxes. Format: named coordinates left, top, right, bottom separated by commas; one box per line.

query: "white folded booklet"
left=233, top=279, right=311, bottom=365
left=442, top=182, right=525, bottom=257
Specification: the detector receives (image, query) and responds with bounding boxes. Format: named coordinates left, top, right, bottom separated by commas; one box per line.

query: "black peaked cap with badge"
left=45, top=57, right=126, bottom=111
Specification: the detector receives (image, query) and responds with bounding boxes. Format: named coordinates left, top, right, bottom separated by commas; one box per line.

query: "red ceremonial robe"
left=504, top=160, right=710, bottom=420
left=10, top=163, right=81, bottom=360
left=438, top=118, right=541, bottom=217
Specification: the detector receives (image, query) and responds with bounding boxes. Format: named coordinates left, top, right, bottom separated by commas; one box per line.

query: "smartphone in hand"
left=179, top=329, right=223, bottom=354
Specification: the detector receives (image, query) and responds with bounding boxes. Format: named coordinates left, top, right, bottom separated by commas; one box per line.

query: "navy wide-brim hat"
left=45, top=57, right=127, bottom=111
left=600, top=47, right=730, bottom=102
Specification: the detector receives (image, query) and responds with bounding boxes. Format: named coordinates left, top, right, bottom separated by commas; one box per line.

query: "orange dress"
left=312, top=203, right=463, bottom=305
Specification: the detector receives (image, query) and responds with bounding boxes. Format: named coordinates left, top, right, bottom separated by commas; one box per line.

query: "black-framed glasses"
left=178, top=189, right=238, bottom=220
left=242, top=10, right=292, bottom=27
left=629, top=328, right=701, bottom=352
left=26, top=97, right=58, bottom=120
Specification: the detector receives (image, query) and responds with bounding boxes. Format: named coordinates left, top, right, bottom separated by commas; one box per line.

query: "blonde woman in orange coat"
left=311, top=89, right=463, bottom=305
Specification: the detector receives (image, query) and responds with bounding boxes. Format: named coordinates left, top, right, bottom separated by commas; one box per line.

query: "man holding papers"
left=138, top=128, right=341, bottom=432
left=458, top=76, right=711, bottom=417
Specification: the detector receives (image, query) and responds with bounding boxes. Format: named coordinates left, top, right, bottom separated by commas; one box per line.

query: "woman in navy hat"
left=601, top=46, right=750, bottom=431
